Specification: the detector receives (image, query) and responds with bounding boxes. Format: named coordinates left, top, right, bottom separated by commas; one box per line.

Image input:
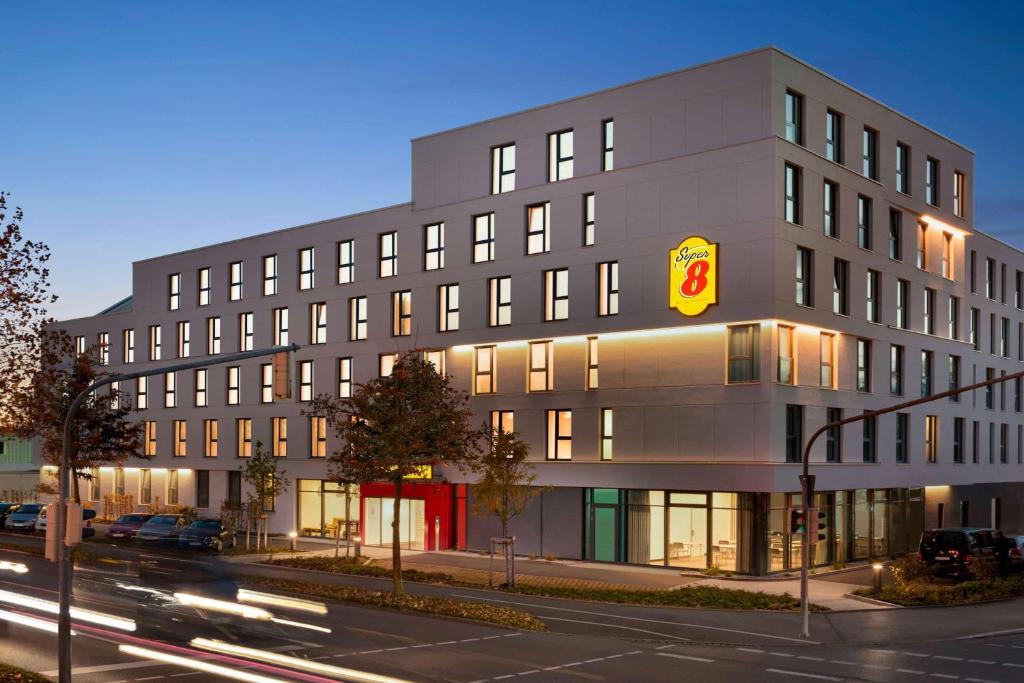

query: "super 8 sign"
left=669, top=236, right=718, bottom=316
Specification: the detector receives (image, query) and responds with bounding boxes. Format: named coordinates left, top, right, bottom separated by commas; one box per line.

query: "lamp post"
left=798, top=364, right=1024, bottom=639
left=55, top=343, right=297, bottom=682
left=872, top=562, right=884, bottom=592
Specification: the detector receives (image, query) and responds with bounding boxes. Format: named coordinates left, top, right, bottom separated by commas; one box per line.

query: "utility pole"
left=798, top=365, right=1024, bottom=639
left=56, top=343, right=297, bottom=682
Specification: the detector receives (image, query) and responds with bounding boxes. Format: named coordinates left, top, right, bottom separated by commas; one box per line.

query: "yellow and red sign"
left=669, top=236, right=718, bottom=316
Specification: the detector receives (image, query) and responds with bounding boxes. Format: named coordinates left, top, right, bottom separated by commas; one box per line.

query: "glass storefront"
left=364, top=497, right=426, bottom=549
left=297, top=479, right=359, bottom=538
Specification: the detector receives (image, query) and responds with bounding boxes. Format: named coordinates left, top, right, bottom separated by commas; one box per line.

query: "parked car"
left=106, top=513, right=154, bottom=540
left=177, top=519, right=236, bottom=552
left=1006, top=534, right=1024, bottom=572
left=919, top=527, right=999, bottom=577
left=4, top=503, right=44, bottom=531
left=136, top=514, right=187, bottom=544
left=36, top=506, right=97, bottom=538
left=0, top=503, right=21, bottom=529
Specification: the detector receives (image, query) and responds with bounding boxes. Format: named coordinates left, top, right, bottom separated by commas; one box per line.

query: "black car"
left=0, top=503, right=20, bottom=529
left=177, top=519, right=236, bottom=552
left=919, top=527, right=998, bottom=577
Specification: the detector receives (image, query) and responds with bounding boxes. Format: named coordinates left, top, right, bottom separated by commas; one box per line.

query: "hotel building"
left=48, top=48, right=1024, bottom=574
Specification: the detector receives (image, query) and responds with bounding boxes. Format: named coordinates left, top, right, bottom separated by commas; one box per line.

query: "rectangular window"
left=917, top=223, right=927, bottom=270
left=349, top=296, right=367, bottom=340
left=204, top=419, right=218, bottom=457
left=727, top=324, right=761, bottom=383
left=226, top=366, right=240, bottom=405
left=1001, top=423, right=1008, bottom=464
left=785, top=405, right=803, bottom=463
left=820, top=332, right=835, bottom=388
left=896, top=413, right=909, bottom=464
left=473, top=213, right=495, bottom=263
left=784, top=90, right=803, bottom=144
left=263, top=254, right=278, bottom=296
left=896, top=279, right=909, bottom=329
left=236, top=418, right=252, bottom=458
left=602, top=119, right=614, bottom=171
left=337, top=239, right=355, bottom=284
left=896, top=142, right=910, bottom=194
left=122, top=329, right=135, bottom=364
left=526, top=202, right=551, bottom=254
left=474, top=345, right=496, bottom=395
left=1001, top=316, right=1010, bottom=357
left=196, top=470, right=209, bottom=509
left=973, top=421, right=980, bottom=464
left=97, top=332, right=109, bottom=366
left=379, top=231, right=397, bottom=278
left=954, top=170, right=966, bottom=218
left=488, top=276, right=511, bottom=327
left=299, top=360, right=314, bottom=402
left=970, top=250, right=978, bottom=293
left=832, top=258, right=848, bottom=315
left=310, top=416, right=327, bottom=458
left=795, top=246, right=813, bottom=306
left=889, top=209, right=902, bottom=261
left=823, top=180, right=838, bottom=238
left=784, top=163, right=801, bottom=224
left=272, top=417, right=287, bottom=457
left=777, top=324, right=795, bottom=385
left=586, top=336, right=599, bottom=390
left=1016, top=376, right=1022, bottom=413
left=862, top=127, right=878, bottom=180
left=948, top=355, right=961, bottom=403
left=926, top=157, right=940, bottom=207
left=953, top=417, right=965, bottom=464
left=600, top=408, right=614, bottom=461
left=260, top=363, right=273, bottom=404
left=310, top=302, right=327, bottom=344
left=194, top=368, right=208, bottom=407
left=338, top=357, right=352, bottom=398
left=273, top=307, right=289, bottom=346
left=298, top=246, right=315, bottom=290
left=890, top=344, right=904, bottom=395
left=970, top=307, right=980, bottom=351
left=546, top=409, right=572, bottom=460
left=923, top=288, right=935, bottom=335
left=230, top=261, right=243, bottom=300
left=1017, top=271, right=1023, bottom=310
left=866, top=269, right=880, bottom=323
left=544, top=269, right=569, bottom=321
left=391, top=291, right=412, bottom=336
left=942, top=233, right=953, bottom=279
left=168, top=273, right=181, bottom=310
left=856, top=338, right=871, bottom=392
left=863, top=412, right=877, bottom=463
left=206, top=317, right=221, bottom=354
left=144, top=421, right=156, bottom=456
left=528, top=340, right=553, bottom=392
left=140, top=469, right=152, bottom=504
left=921, top=350, right=933, bottom=397
left=991, top=313, right=997, bottom=355
left=857, top=195, right=872, bottom=250
left=198, top=266, right=211, bottom=305
left=826, top=407, right=842, bottom=463
left=986, top=367, right=995, bottom=410
left=164, top=371, right=177, bottom=408
left=423, top=349, right=445, bottom=375
left=825, top=109, right=842, bottom=163
left=582, top=193, right=596, bottom=246
left=177, top=321, right=190, bottom=358
left=597, top=261, right=619, bottom=316
left=438, top=284, right=460, bottom=332
left=548, top=129, right=574, bottom=181
left=74, top=335, right=85, bottom=356
left=173, top=419, right=186, bottom=457
left=239, top=312, right=253, bottom=351
left=986, top=257, right=995, bottom=299
left=948, top=295, right=960, bottom=340
left=424, top=222, right=445, bottom=271
left=136, top=376, right=148, bottom=410
left=491, top=410, right=514, bottom=435
left=491, top=143, right=515, bottom=194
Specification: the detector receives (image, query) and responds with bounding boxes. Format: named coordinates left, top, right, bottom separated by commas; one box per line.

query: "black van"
left=918, top=527, right=999, bottom=577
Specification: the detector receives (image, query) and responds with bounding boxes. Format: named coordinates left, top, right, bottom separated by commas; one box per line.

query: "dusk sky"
left=6, top=2, right=1023, bottom=321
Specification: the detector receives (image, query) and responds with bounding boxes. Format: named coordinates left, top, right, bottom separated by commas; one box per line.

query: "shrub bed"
left=857, top=574, right=1024, bottom=607
left=270, top=556, right=457, bottom=584
left=0, top=663, right=49, bottom=682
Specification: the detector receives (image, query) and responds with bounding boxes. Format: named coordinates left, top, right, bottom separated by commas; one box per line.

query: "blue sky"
left=5, top=1, right=1023, bottom=320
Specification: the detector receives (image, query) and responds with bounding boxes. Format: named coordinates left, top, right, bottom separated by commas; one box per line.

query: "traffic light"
left=813, top=507, right=828, bottom=543
left=790, top=509, right=806, bottom=534
left=272, top=350, right=293, bottom=400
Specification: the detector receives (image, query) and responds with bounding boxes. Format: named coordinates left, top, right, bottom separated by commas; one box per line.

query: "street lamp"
left=289, top=530, right=298, bottom=553
left=872, top=562, right=884, bottom=592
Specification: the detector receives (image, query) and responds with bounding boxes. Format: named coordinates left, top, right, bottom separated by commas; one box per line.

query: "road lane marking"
left=797, top=656, right=825, bottom=661
left=41, top=660, right=160, bottom=676
left=1003, top=662, right=1024, bottom=668
left=541, top=615, right=690, bottom=640
left=967, top=659, right=995, bottom=664
left=656, top=653, right=714, bottom=663
left=830, top=660, right=856, bottom=666
left=957, top=627, right=1024, bottom=640
left=737, top=648, right=764, bottom=654
left=767, top=652, right=795, bottom=658
left=965, top=678, right=998, bottom=683
left=764, top=668, right=840, bottom=680
left=903, top=652, right=931, bottom=657
left=930, top=675, right=958, bottom=680
left=935, top=656, right=963, bottom=661
left=896, top=669, right=925, bottom=675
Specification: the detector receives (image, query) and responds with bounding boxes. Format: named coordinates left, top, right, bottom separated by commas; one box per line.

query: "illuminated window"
left=299, top=360, right=314, bottom=401
left=236, top=418, right=252, bottom=457
left=166, top=470, right=179, bottom=505
left=203, top=419, right=218, bottom=457
left=263, top=254, right=278, bottom=296
left=144, top=421, right=157, bottom=456
left=474, top=345, right=496, bottom=395
left=349, top=296, right=367, bottom=341
left=825, top=110, right=842, bottom=163
left=491, top=143, right=515, bottom=194
left=391, top=291, right=411, bottom=336
left=337, top=239, right=354, bottom=284
left=925, top=415, right=939, bottom=464
left=777, top=324, right=795, bottom=385
left=140, top=469, right=152, bottom=504
left=114, top=469, right=125, bottom=497
left=548, top=129, right=574, bottom=181
left=586, top=336, right=599, bottom=390
left=600, top=408, right=613, bottom=461
left=727, top=324, right=760, bottom=383
left=176, top=321, right=190, bottom=358
left=310, top=416, right=327, bottom=458
left=75, top=335, right=85, bottom=356
left=229, top=261, right=243, bottom=300
left=942, top=233, right=953, bottom=279
left=168, top=273, right=181, bottom=310
left=917, top=223, right=928, bottom=270
left=226, top=366, right=240, bottom=405
left=488, top=276, right=512, bottom=327
left=194, top=369, right=208, bottom=407
left=260, top=363, right=273, bottom=403
left=784, top=90, right=803, bottom=144
left=338, top=357, right=352, bottom=398
left=953, top=170, right=966, bottom=218
left=820, top=332, right=835, bottom=388
left=122, top=329, right=135, bottom=363
left=544, top=269, right=569, bottom=321
left=896, top=142, right=910, bottom=194
left=598, top=261, right=619, bottom=316
left=198, top=267, right=211, bottom=306
left=299, top=247, right=315, bottom=290
left=526, top=202, right=550, bottom=255
left=310, top=302, right=327, bottom=344
left=239, top=312, right=253, bottom=351
left=438, top=284, right=459, bottom=332
left=582, top=193, right=595, bottom=246
left=490, top=410, right=514, bottom=435
left=272, top=417, right=287, bottom=457
left=602, top=119, right=614, bottom=171
left=528, top=341, right=553, bottom=392
left=173, top=419, right=186, bottom=456
left=97, top=332, right=109, bottom=366
left=423, top=349, right=445, bottom=375
left=473, top=213, right=495, bottom=263
left=379, top=353, right=396, bottom=377
left=546, top=409, right=572, bottom=460
left=136, top=376, right=148, bottom=410
left=378, top=231, right=397, bottom=278
left=164, top=371, right=176, bottom=408
left=424, top=223, right=445, bottom=271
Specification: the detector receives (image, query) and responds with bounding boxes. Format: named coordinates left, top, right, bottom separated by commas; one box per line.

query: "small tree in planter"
left=240, top=441, right=290, bottom=552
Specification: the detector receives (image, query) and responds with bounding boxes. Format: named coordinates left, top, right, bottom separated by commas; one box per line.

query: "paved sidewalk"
left=692, top=576, right=889, bottom=611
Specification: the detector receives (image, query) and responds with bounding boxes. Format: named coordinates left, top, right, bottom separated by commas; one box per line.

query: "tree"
left=471, top=429, right=545, bottom=539
left=308, top=350, right=486, bottom=594
left=240, top=440, right=290, bottom=550
left=8, top=329, right=144, bottom=503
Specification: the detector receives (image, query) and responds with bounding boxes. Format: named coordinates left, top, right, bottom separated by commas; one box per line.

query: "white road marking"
left=738, top=648, right=764, bottom=654
left=768, top=652, right=795, bottom=658
left=903, top=652, right=931, bottom=657
left=657, top=652, right=714, bottom=663
left=935, top=656, right=963, bottom=661
left=135, top=677, right=164, bottom=681
left=965, top=678, right=998, bottom=683
left=797, top=655, right=825, bottom=661
left=967, top=659, right=995, bottom=665
left=957, top=627, right=1024, bottom=640
left=1003, top=662, right=1024, bottom=668
left=41, top=661, right=159, bottom=676
left=896, top=669, right=925, bottom=675
left=830, top=660, right=856, bottom=666
left=764, top=668, right=840, bottom=681
left=541, top=615, right=690, bottom=640
left=930, top=674, right=959, bottom=680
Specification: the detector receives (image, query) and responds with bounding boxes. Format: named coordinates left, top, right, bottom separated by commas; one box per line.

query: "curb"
left=842, top=592, right=901, bottom=608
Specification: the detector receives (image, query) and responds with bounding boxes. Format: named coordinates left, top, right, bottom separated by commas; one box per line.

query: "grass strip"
left=856, top=574, right=1024, bottom=607
left=0, top=663, right=49, bottom=682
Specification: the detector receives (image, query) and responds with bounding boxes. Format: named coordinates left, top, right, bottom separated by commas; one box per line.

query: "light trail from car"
left=172, top=592, right=272, bottom=620
left=237, top=588, right=328, bottom=614
left=0, top=587, right=135, bottom=631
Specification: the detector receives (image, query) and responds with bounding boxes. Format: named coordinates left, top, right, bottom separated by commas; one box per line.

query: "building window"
left=1017, top=271, right=1023, bottom=310
left=378, top=231, right=398, bottom=278
left=942, top=233, right=953, bottom=280
left=194, top=368, right=208, bottom=407
left=795, top=246, right=813, bottom=306
left=260, top=363, right=273, bottom=404
left=826, top=407, right=842, bottom=463
left=985, top=368, right=995, bottom=410
left=822, top=180, right=838, bottom=238
left=727, top=324, right=760, bottom=383
left=230, top=261, right=243, bottom=300
left=526, top=202, right=550, bottom=254
left=896, top=142, right=910, bottom=194
left=298, top=247, right=315, bottom=290
left=310, top=302, right=327, bottom=344
left=168, top=273, right=181, bottom=310
left=136, top=376, right=148, bottom=410
left=896, top=413, right=909, bottom=464
left=473, top=345, right=496, bottom=395
left=239, top=312, right=253, bottom=351
left=74, top=335, right=85, bottom=356
left=196, top=470, right=209, bottom=509
left=206, top=317, right=221, bottom=355
left=820, top=332, right=835, bottom=388
left=866, top=270, right=880, bottom=323
left=600, top=408, right=613, bottom=461
left=1001, top=423, right=1009, bottom=464
left=948, top=296, right=960, bottom=340
left=785, top=405, right=803, bottom=463
left=97, top=332, right=109, bottom=366
left=856, top=338, right=871, bottom=392
left=948, top=355, right=961, bottom=403
left=473, top=213, right=495, bottom=263
left=953, top=417, right=965, bottom=464
left=299, top=360, right=314, bottom=402
left=784, top=163, right=801, bottom=224
left=1001, top=263, right=1008, bottom=304
left=921, top=350, right=933, bottom=397
left=272, top=417, right=287, bottom=457
left=862, top=127, right=878, bottom=180
left=236, top=418, right=252, bottom=458
left=970, top=250, right=978, bottom=293
left=832, top=258, right=848, bottom=315
left=548, top=129, right=574, bottom=181
left=349, top=296, right=367, bottom=341
left=491, top=410, right=514, bottom=435
left=926, top=157, right=940, bottom=207
left=338, top=357, right=352, bottom=398
left=310, top=416, right=327, bottom=458
left=272, top=307, right=289, bottom=346
left=777, top=324, right=795, bottom=385
left=784, top=90, right=803, bottom=144
left=889, top=209, right=902, bottom=261
left=203, top=419, right=218, bottom=457
left=488, top=276, right=511, bottom=327
left=424, top=222, right=445, bottom=271
left=582, top=193, right=596, bottom=246
left=857, top=195, right=872, bottom=250
left=862, top=413, right=877, bottom=463
left=586, top=336, right=599, bottom=390
left=164, top=371, right=177, bottom=408
left=1002, top=317, right=1010, bottom=357
left=546, top=409, right=572, bottom=460
left=423, top=349, right=445, bottom=375
left=970, top=307, right=980, bottom=351
left=1016, top=376, right=1022, bottom=413
left=140, top=469, right=152, bottom=504
left=597, top=261, right=619, bottom=316
left=972, top=421, right=980, bottom=464
left=917, top=223, right=928, bottom=270
left=263, top=254, right=278, bottom=296
left=122, top=329, right=135, bottom=364
left=391, top=291, right=412, bottom=336
left=337, top=239, right=355, bottom=284
left=953, top=170, right=966, bottom=218
left=379, top=353, right=396, bottom=378
left=923, top=288, right=936, bottom=335
left=890, top=344, right=904, bottom=395
left=177, top=321, right=190, bottom=358
left=990, top=313, right=997, bottom=355
left=544, top=269, right=569, bottom=321
left=226, top=366, right=240, bottom=405
left=173, top=419, right=186, bottom=457
left=438, top=284, right=459, bottom=332
left=986, top=257, right=995, bottom=299
left=491, top=143, right=515, bottom=194
left=528, top=340, right=553, bottom=392
left=198, top=267, right=211, bottom=305
left=896, top=279, right=909, bottom=330
left=144, top=421, right=156, bottom=456
left=602, top=119, right=614, bottom=171
left=825, top=109, right=842, bottom=163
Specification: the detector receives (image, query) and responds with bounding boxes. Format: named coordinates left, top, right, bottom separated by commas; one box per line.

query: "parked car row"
left=918, top=527, right=1024, bottom=578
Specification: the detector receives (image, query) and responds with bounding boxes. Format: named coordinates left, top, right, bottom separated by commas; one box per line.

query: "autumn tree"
left=240, top=440, right=290, bottom=550
left=471, top=429, right=545, bottom=539
left=308, top=350, right=486, bottom=594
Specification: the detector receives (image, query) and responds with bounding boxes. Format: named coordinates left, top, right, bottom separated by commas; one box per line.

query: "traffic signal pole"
left=798, top=364, right=1024, bottom=639
left=56, top=343, right=297, bottom=682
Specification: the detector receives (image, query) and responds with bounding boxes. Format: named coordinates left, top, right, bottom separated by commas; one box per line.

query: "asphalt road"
left=2, top=532, right=1024, bottom=682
